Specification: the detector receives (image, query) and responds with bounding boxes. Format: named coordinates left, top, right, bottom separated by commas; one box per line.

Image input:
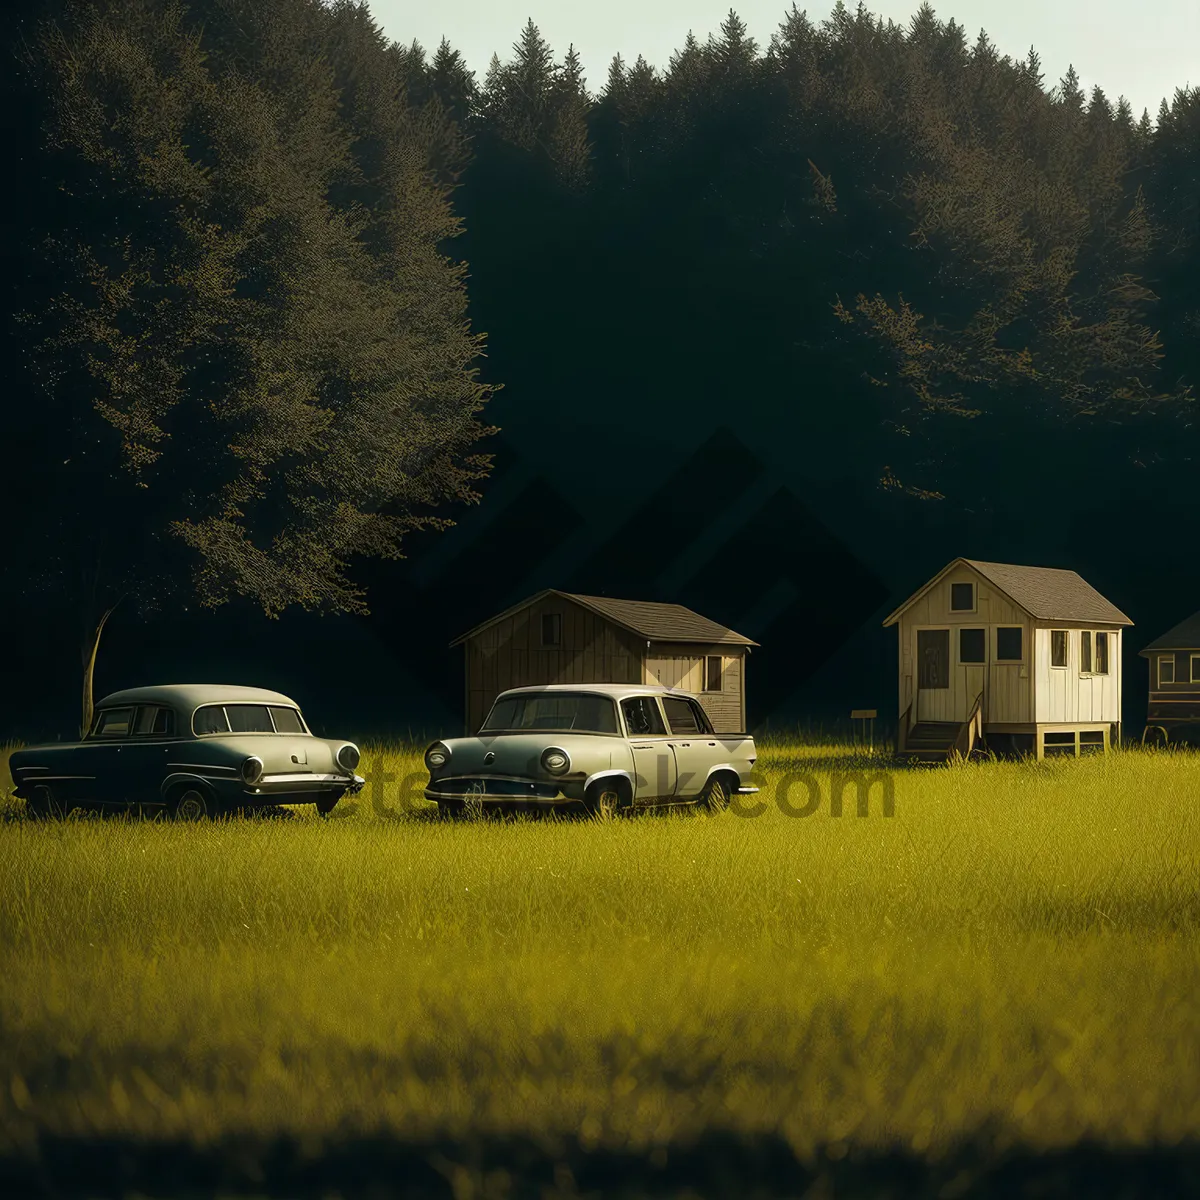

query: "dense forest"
left=3, top=0, right=1199, bottom=735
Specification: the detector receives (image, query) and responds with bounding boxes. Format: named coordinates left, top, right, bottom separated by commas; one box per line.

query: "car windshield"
left=193, top=703, right=307, bottom=735
left=481, top=693, right=619, bottom=734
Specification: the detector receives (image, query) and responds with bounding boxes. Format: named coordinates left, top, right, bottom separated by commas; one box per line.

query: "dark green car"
left=9, top=684, right=365, bottom=819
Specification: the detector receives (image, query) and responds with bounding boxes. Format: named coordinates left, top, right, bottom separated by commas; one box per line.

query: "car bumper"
left=247, top=773, right=365, bottom=797
left=425, top=775, right=574, bottom=805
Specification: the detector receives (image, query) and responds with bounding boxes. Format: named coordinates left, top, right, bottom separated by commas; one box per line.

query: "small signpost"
left=850, top=709, right=878, bottom=754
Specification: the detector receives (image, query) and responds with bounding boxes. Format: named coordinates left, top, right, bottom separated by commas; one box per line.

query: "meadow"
left=0, top=738, right=1198, bottom=1197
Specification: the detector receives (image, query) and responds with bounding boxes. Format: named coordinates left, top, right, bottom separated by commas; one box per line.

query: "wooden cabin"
left=883, top=559, right=1132, bottom=761
left=1139, top=611, right=1200, bottom=744
left=450, top=590, right=758, bottom=734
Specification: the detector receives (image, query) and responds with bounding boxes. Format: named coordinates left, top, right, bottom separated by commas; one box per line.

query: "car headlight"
left=241, top=756, right=264, bottom=785
left=337, top=743, right=361, bottom=772
left=540, top=747, right=570, bottom=775
left=425, top=741, right=451, bottom=770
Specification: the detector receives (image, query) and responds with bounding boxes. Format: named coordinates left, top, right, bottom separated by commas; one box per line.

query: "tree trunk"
left=80, top=603, right=119, bottom=738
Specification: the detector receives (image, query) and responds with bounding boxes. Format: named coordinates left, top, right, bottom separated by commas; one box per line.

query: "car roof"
left=95, top=684, right=300, bottom=711
left=496, top=683, right=696, bottom=699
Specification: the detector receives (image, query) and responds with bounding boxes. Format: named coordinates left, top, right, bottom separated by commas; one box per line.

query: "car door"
left=119, top=705, right=177, bottom=803
left=619, top=697, right=676, bottom=802
left=661, top=696, right=715, bottom=799
left=76, top=706, right=136, bottom=803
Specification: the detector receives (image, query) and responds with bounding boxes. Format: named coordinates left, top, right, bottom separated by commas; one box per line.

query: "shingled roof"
left=450, top=589, right=758, bottom=647
left=884, top=559, right=1132, bottom=626
left=1139, top=611, right=1200, bottom=654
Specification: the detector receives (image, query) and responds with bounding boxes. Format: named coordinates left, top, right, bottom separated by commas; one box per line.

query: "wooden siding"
left=465, top=595, right=642, bottom=732
left=1033, top=624, right=1123, bottom=724
left=644, top=642, right=746, bottom=733
left=898, top=565, right=1030, bottom=724
left=1146, top=650, right=1200, bottom=725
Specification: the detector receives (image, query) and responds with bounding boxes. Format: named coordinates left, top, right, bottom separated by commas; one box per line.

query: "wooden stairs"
left=902, top=722, right=962, bottom=764
left=899, top=692, right=985, bottom=765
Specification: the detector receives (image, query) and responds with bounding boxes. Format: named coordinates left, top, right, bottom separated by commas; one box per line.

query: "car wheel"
left=26, top=784, right=69, bottom=820
left=699, top=775, right=731, bottom=813
left=585, top=778, right=628, bottom=819
left=169, top=785, right=211, bottom=822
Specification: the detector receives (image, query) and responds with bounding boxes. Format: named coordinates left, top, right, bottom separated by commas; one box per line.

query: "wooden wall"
left=644, top=643, right=746, bottom=733
left=464, top=596, right=642, bottom=733
left=1145, top=649, right=1200, bottom=725
left=1033, top=625, right=1123, bottom=724
left=897, top=566, right=1031, bottom=725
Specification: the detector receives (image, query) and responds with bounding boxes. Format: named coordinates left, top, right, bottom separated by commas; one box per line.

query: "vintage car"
left=424, top=683, right=759, bottom=817
left=9, top=684, right=365, bottom=819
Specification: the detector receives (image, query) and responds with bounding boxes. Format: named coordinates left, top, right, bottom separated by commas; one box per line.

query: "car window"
left=225, top=704, right=275, bottom=733
left=621, top=697, right=666, bottom=737
left=193, top=706, right=230, bottom=735
left=269, top=706, right=306, bottom=734
left=92, top=708, right=134, bottom=738
left=481, top=693, right=619, bottom=734
left=132, top=706, right=176, bottom=737
left=662, top=697, right=703, bottom=734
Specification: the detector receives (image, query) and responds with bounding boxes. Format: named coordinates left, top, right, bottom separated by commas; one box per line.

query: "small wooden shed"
left=450, top=590, right=758, bottom=734
left=883, top=559, right=1133, bottom=760
left=1139, top=611, right=1200, bottom=744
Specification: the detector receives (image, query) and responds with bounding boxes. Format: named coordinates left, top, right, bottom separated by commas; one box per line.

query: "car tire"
left=699, top=774, right=731, bottom=813
left=25, top=784, right=70, bottom=820
left=168, top=784, right=212, bottom=822
left=585, top=778, right=629, bottom=820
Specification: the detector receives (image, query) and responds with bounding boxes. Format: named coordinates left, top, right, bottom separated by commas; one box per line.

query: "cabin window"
left=1080, top=631, right=1092, bottom=674
left=1159, top=656, right=1176, bottom=685
left=1051, top=630, right=1068, bottom=668
left=996, top=627, right=1023, bottom=661
left=959, top=629, right=985, bottom=663
left=1094, top=633, right=1109, bottom=675
left=1191, top=655, right=1200, bottom=684
left=541, top=613, right=562, bottom=647
left=950, top=582, right=975, bottom=612
left=704, top=655, right=724, bottom=691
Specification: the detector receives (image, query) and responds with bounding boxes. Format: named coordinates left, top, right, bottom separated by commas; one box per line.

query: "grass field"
left=1, top=739, right=1198, bottom=1196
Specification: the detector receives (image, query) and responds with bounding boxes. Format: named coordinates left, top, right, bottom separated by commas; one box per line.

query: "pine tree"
left=13, top=0, right=496, bottom=726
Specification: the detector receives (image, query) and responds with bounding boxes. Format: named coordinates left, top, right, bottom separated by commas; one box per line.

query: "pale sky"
left=369, top=1, right=1197, bottom=121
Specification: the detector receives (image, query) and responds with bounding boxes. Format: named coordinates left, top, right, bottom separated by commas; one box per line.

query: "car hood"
left=434, top=732, right=619, bottom=779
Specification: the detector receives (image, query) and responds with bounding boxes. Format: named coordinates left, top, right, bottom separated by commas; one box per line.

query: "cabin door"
left=916, top=629, right=951, bottom=722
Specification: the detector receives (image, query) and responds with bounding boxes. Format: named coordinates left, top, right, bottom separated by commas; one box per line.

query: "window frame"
left=995, top=626, right=1024, bottom=663
left=191, top=703, right=310, bottom=737
left=949, top=582, right=976, bottom=613
left=89, top=707, right=136, bottom=739
left=703, top=655, right=724, bottom=692
left=1158, top=655, right=1176, bottom=686
left=540, top=612, right=562, bottom=648
left=620, top=696, right=667, bottom=738
left=958, top=627, right=986, bottom=665
left=1190, top=654, right=1200, bottom=684
left=131, top=705, right=177, bottom=738
left=1094, top=631, right=1110, bottom=676
left=661, top=695, right=714, bottom=736
left=1080, top=630, right=1093, bottom=675
left=1050, top=630, right=1068, bottom=669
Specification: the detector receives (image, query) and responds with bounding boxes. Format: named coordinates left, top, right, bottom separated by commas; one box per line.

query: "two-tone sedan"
left=424, top=683, right=758, bottom=817
left=9, top=684, right=365, bottom=819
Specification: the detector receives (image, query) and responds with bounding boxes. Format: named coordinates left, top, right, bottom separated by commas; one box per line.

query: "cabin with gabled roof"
left=1139, top=610, right=1200, bottom=745
left=883, top=559, right=1133, bottom=761
left=450, top=590, right=758, bottom=735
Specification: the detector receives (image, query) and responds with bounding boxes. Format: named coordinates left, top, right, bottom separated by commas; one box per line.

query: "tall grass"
left=0, top=742, right=1198, bottom=1165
